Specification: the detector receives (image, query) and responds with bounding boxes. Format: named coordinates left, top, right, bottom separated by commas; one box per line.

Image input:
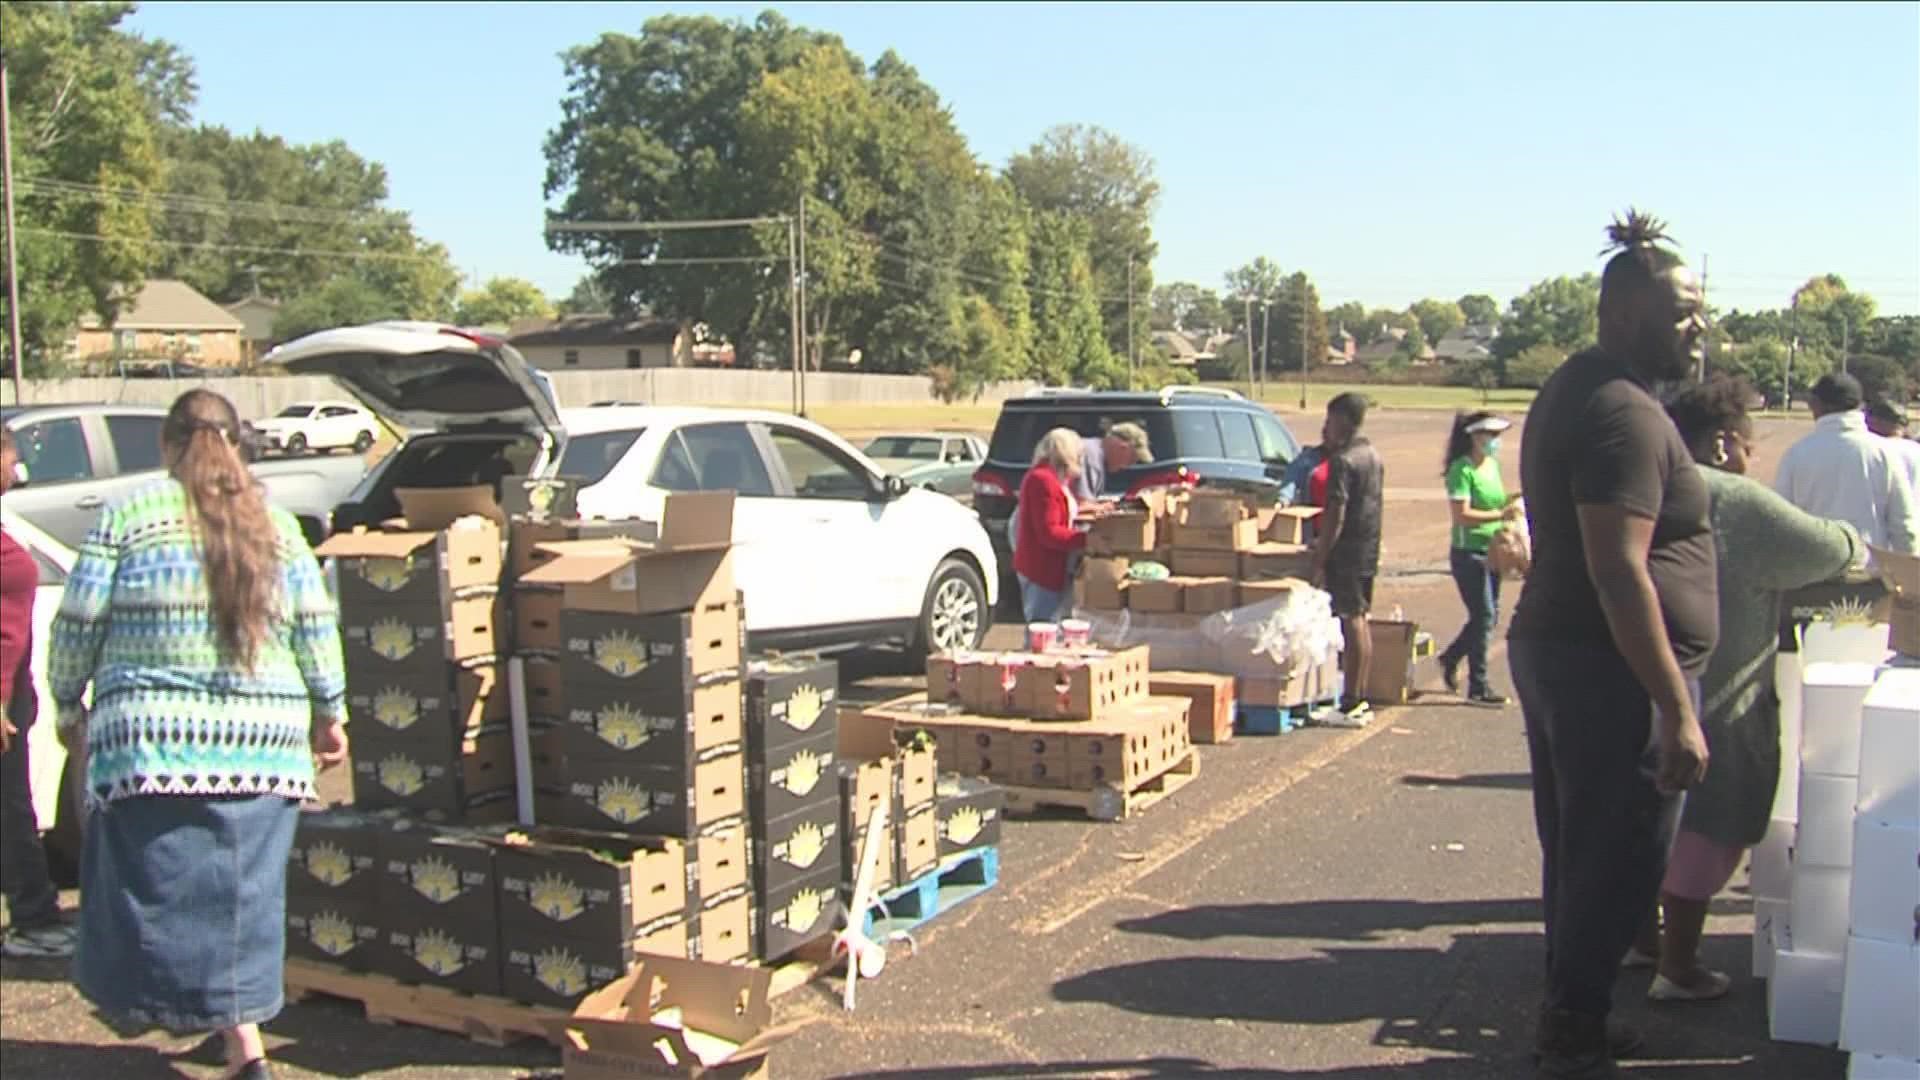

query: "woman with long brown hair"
left=49, top=390, right=347, bottom=1080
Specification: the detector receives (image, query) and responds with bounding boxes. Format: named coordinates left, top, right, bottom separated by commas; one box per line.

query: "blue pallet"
left=1236, top=697, right=1341, bottom=735
left=859, top=846, right=1000, bottom=939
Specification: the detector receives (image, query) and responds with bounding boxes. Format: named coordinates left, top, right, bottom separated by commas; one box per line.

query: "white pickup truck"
left=271, top=322, right=999, bottom=655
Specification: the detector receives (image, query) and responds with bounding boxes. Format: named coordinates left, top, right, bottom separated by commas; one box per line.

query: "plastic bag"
left=1487, top=513, right=1532, bottom=581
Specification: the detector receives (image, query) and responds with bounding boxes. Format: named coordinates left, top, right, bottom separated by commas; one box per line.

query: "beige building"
left=223, top=294, right=283, bottom=363
left=508, top=315, right=691, bottom=370
left=72, top=279, right=247, bottom=368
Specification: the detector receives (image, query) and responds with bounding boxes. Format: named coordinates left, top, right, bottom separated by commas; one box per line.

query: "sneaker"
left=2, top=923, right=76, bottom=959
left=1620, top=947, right=1658, bottom=970
left=1648, top=968, right=1732, bottom=1002
left=1320, top=701, right=1373, bottom=729
left=1466, top=691, right=1511, bottom=709
left=1440, top=654, right=1462, bottom=694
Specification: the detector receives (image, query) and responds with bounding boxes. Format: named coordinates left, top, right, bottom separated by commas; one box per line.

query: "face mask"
left=1485, top=438, right=1502, bottom=456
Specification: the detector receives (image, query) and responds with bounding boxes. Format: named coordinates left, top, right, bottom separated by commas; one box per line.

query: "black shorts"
left=1326, top=569, right=1376, bottom=618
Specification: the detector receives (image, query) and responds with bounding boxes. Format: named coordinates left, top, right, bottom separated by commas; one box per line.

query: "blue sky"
left=131, top=2, right=1920, bottom=315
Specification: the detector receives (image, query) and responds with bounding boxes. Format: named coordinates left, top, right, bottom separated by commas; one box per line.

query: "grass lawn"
left=1214, top=382, right=1538, bottom=413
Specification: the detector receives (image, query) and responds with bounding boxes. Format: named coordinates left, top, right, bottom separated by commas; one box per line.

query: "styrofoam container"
left=1851, top=818, right=1920, bottom=945
left=1802, top=619, right=1892, bottom=666
left=1777, top=651, right=1804, bottom=821
left=1851, top=1054, right=1920, bottom=1079
left=1800, top=774, right=1862, bottom=868
left=1841, top=936, right=1920, bottom=1059
left=1753, top=817, right=1797, bottom=900
left=1790, top=864, right=1853, bottom=956
left=1803, top=661, right=1880, bottom=776
left=1771, top=944, right=1846, bottom=1046
left=1754, top=897, right=1790, bottom=979
left=1859, top=669, right=1920, bottom=824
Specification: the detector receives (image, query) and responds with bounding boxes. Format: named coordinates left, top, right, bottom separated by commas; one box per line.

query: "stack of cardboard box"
left=836, top=700, right=942, bottom=889
left=286, top=809, right=386, bottom=973
left=745, top=657, right=845, bottom=962
left=1078, top=490, right=1319, bottom=618
left=317, top=489, right=512, bottom=823
left=517, top=492, right=753, bottom=968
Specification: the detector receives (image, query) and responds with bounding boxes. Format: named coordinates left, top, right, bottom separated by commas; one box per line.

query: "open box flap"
left=396, top=485, right=506, bottom=530
left=1872, top=546, right=1919, bottom=598
left=553, top=958, right=790, bottom=1069
left=313, top=528, right=438, bottom=560
left=644, top=954, right=773, bottom=1041
left=517, top=541, right=653, bottom=588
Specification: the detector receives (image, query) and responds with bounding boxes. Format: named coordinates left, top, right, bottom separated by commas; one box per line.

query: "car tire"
left=913, top=557, right=989, bottom=656
left=352, top=430, right=374, bottom=454
left=286, top=433, right=308, bottom=456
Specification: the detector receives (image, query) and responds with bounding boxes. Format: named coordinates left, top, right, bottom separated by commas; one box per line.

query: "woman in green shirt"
left=1438, top=412, right=1521, bottom=706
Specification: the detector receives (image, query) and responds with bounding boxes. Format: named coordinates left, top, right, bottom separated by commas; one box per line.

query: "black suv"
left=971, top=386, right=1304, bottom=563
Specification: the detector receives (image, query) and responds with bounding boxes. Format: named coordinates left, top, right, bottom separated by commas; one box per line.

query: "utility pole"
left=797, top=195, right=808, bottom=416
left=1786, top=294, right=1798, bottom=413
left=787, top=212, right=800, bottom=415
left=1841, top=318, right=1849, bottom=375
left=1, top=54, right=24, bottom=404
left=1125, top=255, right=1136, bottom=388
left=1242, top=293, right=1255, bottom=399
left=1298, top=297, right=1309, bottom=411
left=1259, top=299, right=1271, bottom=394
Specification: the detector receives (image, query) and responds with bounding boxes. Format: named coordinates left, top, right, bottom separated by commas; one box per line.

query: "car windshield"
left=556, top=428, right=644, bottom=486
left=863, top=436, right=943, bottom=460
left=276, top=405, right=315, bottom=418
left=985, top=405, right=1296, bottom=494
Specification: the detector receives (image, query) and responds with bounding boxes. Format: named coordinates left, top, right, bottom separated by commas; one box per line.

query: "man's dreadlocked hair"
left=1599, top=208, right=1684, bottom=291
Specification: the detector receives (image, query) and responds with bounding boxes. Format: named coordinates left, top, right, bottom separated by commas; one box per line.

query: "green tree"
left=1027, top=210, right=1119, bottom=387
left=1494, top=274, right=1600, bottom=364
left=272, top=276, right=405, bottom=342
left=1271, top=272, right=1329, bottom=383
left=1324, top=301, right=1368, bottom=340
left=1506, top=343, right=1569, bottom=389
left=557, top=275, right=612, bottom=315
left=1359, top=307, right=1415, bottom=346
left=1394, top=323, right=1430, bottom=365
left=1, top=1, right=184, bottom=372
left=455, top=277, right=554, bottom=328
left=1457, top=293, right=1500, bottom=326
left=1410, top=298, right=1465, bottom=348
left=1794, top=274, right=1877, bottom=359
left=1006, top=124, right=1159, bottom=367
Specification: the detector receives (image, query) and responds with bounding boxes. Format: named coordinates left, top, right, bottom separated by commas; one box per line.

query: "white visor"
left=1465, top=417, right=1512, bottom=435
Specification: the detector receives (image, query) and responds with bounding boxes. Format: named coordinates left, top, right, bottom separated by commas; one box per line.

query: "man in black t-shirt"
left=1311, top=392, right=1386, bottom=726
left=1509, top=212, right=1715, bottom=1080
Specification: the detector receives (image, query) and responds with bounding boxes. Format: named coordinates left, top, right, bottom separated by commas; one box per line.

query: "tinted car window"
left=555, top=428, right=643, bottom=486
left=1252, top=411, right=1299, bottom=463
left=988, top=409, right=1177, bottom=466
left=1219, top=412, right=1261, bottom=462
left=766, top=428, right=870, bottom=500
left=13, top=418, right=92, bottom=484
left=277, top=405, right=314, bottom=418
left=865, top=436, right=942, bottom=460
left=106, top=414, right=165, bottom=473
left=1171, top=410, right=1225, bottom=458
left=680, top=424, right=775, bottom=497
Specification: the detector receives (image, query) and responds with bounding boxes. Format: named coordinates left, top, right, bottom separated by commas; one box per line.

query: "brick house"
left=71, top=280, right=247, bottom=368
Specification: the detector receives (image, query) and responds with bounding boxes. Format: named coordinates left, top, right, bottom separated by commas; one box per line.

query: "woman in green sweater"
left=1632, top=376, right=1864, bottom=1001
left=1438, top=412, right=1522, bottom=706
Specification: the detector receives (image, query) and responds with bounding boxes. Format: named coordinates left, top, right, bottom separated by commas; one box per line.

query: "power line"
left=16, top=177, right=404, bottom=229
left=19, top=226, right=448, bottom=263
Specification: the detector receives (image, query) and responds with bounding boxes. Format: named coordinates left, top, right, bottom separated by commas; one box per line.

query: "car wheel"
left=286, top=433, right=308, bottom=456
left=914, top=557, right=988, bottom=655
left=352, top=430, right=374, bottom=454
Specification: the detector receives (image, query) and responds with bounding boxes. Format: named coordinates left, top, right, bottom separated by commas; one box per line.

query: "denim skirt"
left=75, top=793, right=300, bottom=1035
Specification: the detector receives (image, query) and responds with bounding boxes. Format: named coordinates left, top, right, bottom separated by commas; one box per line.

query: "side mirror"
left=882, top=474, right=909, bottom=500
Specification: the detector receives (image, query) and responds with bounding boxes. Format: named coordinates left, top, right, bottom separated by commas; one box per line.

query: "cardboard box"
left=754, top=798, right=842, bottom=893
left=1877, top=546, right=1919, bottom=658
left=346, top=662, right=504, bottom=745
left=744, top=657, right=840, bottom=755
left=510, top=516, right=653, bottom=580
left=925, top=653, right=966, bottom=704
left=842, top=822, right=895, bottom=894
left=288, top=807, right=387, bottom=905
left=551, top=955, right=787, bottom=1079
left=1077, top=574, right=1129, bottom=611
left=376, top=819, right=497, bottom=929
left=689, top=820, right=749, bottom=901
left=1151, top=672, right=1236, bottom=745
left=546, top=752, right=748, bottom=838
left=1238, top=578, right=1310, bottom=608
left=1240, top=543, right=1314, bottom=581
left=376, top=918, right=502, bottom=997
left=1841, top=936, right=1920, bottom=1059
left=286, top=890, right=381, bottom=970
left=561, top=606, right=743, bottom=697
left=1240, top=659, right=1332, bottom=711
left=1778, top=577, right=1893, bottom=651
left=514, top=587, right=565, bottom=653
left=1265, top=506, right=1322, bottom=545
left=633, top=912, right=693, bottom=961
left=501, top=476, right=578, bottom=522
left=321, top=513, right=503, bottom=616
left=748, top=729, right=839, bottom=825
left=1006, top=647, right=1151, bottom=722
left=757, top=867, right=841, bottom=963
left=1179, top=491, right=1249, bottom=530
left=1366, top=619, right=1419, bottom=705
left=896, top=744, right=937, bottom=810
left=1183, top=576, right=1237, bottom=614
left=341, top=592, right=502, bottom=689
left=502, top=927, right=634, bottom=1010
left=520, top=493, right=736, bottom=617
left=1172, top=518, right=1260, bottom=552
left=1008, top=725, right=1072, bottom=789
left=1849, top=818, right=1920, bottom=945
left=1069, top=696, right=1191, bottom=790
left=1087, top=511, right=1156, bottom=556
left=693, top=888, right=753, bottom=965
left=1860, top=668, right=1920, bottom=823
left=559, top=679, right=744, bottom=770
left=933, top=775, right=1005, bottom=856
left=1127, top=577, right=1186, bottom=614
left=495, top=828, right=688, bottom=946
left=1171, top=550, right=1238, bottom=578
left=349, top=728, right=515, bottom=821
left=839, top=756, right=894, bottom=834
left=896, top=805, right=938, bottom=882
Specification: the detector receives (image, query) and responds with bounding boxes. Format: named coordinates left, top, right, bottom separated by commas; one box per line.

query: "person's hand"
left=1309, top=561, right=1327, bottom=589
left=1655, top=711, right=1710, bottom=794
left=55, top=711, right=86, bottom=752
left=0, top=710, right=14, bottom=755
left=311, top=718, right=349, bottom=771
left=1502, top=502, right=1524, bottom=521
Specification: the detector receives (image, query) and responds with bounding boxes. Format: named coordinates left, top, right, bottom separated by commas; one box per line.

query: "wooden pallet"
left=1000, top=748, right=1200, bottom=822
left=284, top=959, right=565, bottom=1047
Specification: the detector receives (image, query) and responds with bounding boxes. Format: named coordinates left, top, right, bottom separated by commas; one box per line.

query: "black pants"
left=1442, top=548, right=1501, bottom=696
left=1509, top=638, right=1687, bottom=1018
left=0, top=720, right=60, bottom=929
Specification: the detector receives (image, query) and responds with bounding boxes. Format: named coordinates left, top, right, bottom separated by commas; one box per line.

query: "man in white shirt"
left=1866, top=397, right=1920, bottom=496
left=1774, top=373, right=1918, bottom=553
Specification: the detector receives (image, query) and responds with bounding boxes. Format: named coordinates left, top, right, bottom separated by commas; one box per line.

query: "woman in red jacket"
left=1013, top=427, right=1089, bottom=621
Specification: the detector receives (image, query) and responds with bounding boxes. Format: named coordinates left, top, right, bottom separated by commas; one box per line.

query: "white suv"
left=253, top=400, right=379, bottom=456
left=268, top=322, right=997, bottom=654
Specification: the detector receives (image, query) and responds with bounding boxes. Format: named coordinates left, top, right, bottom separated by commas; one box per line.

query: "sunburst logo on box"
left=367, top=618, right=418, bottom=661
left=591, top=631, right=648, bottom=677
left=305, top=841, right=355, bottom=886
left=534, top=947, right=586, bottom=996
left=372, top=687, right=420, bottom=731
left=593, top=702, right=651, bottom=749
left=412, top=929, right=466, bottom=976
left=781, top=749, right=825, bottom=796
left=594, top=776, right=651, bottom=824
left=782, top=821, right=827, bottom=868
left=786, top=684, right=824, bottom=732
left=783, top=887, right=828, bottom=933
left=308, top=911, right=357, bottom=957
left=357, top=555, right=416, bottom=592
left=944, top=806, right=984, bottom=846
left=377, top=754, right=425, bottom=796
left=529, top=872, right=585, bottom=921
left=409, top=856, right=461, bottom=903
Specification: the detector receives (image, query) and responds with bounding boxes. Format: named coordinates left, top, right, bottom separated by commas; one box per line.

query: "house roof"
left=223, top=295, right=281, bottom=313
left=83, top=280, right=244, bottom=332
left=1152, top=330, right=1200, bottom=360
left=508, top=315, right=681, bottom=347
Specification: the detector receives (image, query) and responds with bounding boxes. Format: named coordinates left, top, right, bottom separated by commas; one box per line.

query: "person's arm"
left=0, top=538, right=31, bottom=753
left=279, top=519, right=350, bottom=768
left=1033, top=480, right=1088, bottom=553
left=1883, top=450, right=1918, bottom=554
left=47, top=506, right=123, bottom=742
left=1730, top=478, right=1865, bottom=590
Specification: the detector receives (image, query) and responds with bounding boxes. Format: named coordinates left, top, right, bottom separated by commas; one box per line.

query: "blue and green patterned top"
left=48, top=479, right=347, bottom=806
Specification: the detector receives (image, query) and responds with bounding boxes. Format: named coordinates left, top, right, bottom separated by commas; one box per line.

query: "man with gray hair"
left=1074, top=422, right=1153, bottom=504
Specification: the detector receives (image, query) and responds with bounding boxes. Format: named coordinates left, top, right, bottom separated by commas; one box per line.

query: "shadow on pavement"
left=830, top=1058, right=1501, bottom=1079
left=1113, top=897, right=1540, bottom=942
left=0, top=1040, right=187, bottom=1079
left=0, top=955, right=78, bottom=984
left=1399, top=772, right=1533, bottom=791
left=261, top=995, right=556, bottom=1078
